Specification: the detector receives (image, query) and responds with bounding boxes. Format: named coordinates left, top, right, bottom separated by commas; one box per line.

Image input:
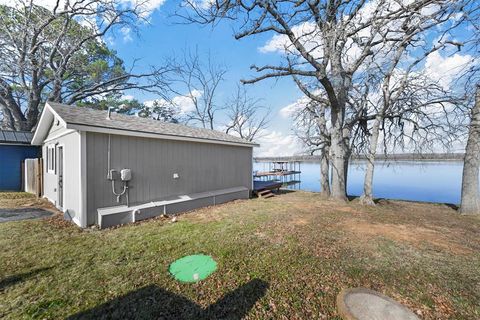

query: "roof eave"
left=0, top=142, right=35, bottom=146
left=31, top=102, right=68, bottom=145
left=66, top=123, right=258, bottom=148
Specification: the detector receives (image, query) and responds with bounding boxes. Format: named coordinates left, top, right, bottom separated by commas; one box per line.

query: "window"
left=47, top=145, right=55, bottom=173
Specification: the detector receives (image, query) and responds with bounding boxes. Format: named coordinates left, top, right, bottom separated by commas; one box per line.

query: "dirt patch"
left=341, top=219, right=473, bottom=255
left=289, top=217, right=310, bottom=226
left=185, top=200, right=252, bottom=223
left=335, top=206, right=363, bottom=214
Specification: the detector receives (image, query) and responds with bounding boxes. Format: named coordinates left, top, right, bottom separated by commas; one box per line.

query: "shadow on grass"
left=0, top=267, right=52, bottom=291
left=276, top=189, right=297, bottom=195
left=68, top=278, right=268, bottom=320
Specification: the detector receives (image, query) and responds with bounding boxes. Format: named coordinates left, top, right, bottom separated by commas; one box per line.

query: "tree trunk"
left=330, top=132, right=348, bottom=201
left=312, top=102, right=330, bottom=197
left=460, top=86, right=480, bottom=215
left=0, top=98, right=28, bottom=131
left=327, top=83, right=349, bottom=201
left=25, top=97, right=41, bottom=131
left=0, top=105, right=15, bottom=129
left=360, top=114, right=382, bottom=205
left=319, top=147, right=331, bottom=197
left=344, top=149, right=350, bottom=195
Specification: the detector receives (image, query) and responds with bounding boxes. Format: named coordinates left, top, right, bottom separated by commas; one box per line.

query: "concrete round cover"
left=169, top=254, right=217, bottom=283
left=337, top=288, right=420, bottom=320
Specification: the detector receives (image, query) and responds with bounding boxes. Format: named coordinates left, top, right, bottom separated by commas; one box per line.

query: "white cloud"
left=171, top=90, right=202, bottom=113
left=420, top=3, right=441, bottom=16
left=257, top=0, right=449, bottom=71
left=120, top=27, right=133, bottom=43
left=121, top=94, right=134, bottom=101
left=0, top=0, right=65, bottom=10
left=104, top=35, right=115, bottom=46
left=143, top=0, right=167, bottom=14
left=125, top=0, right=167, bottom=17
left=0, top=0, right=165, bottom=17
left=254, top=129, right=303, bottom=157
left=424, top=51, right=473, bottom=88
left=259, top=22, right=318, bottom=54
left=279, top=97, right=311, bottom=119
left=144, top=90, right=203, bottom=114
left=258, top=20, right=369, bottom=69
left=187, top=0, right=215, bottom=10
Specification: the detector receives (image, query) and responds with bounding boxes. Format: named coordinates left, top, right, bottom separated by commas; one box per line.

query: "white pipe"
left=126, top=183, right=129, bottom=207
left=111, top=180, right=127, bottom=202
left=106, top=107, right=113, bottom=120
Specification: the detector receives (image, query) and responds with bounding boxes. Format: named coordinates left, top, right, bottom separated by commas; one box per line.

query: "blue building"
left=0, top=130, right=40, bottom=191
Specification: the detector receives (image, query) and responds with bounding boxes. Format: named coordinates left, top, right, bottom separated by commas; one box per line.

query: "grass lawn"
left=1, top=191, right=479, bottom=319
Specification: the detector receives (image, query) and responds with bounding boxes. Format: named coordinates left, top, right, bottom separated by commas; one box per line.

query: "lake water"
left=253, top=161, right=464, bottom=204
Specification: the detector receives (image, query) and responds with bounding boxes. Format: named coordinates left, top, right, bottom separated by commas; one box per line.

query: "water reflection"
left=254, top=161, right=464, bottom=204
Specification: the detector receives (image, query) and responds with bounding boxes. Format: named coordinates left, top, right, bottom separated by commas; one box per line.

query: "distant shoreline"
left=254, top=153, right=465, bottom=162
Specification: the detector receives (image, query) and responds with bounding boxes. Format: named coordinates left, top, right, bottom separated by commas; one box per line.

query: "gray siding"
left=43, top=121, right=82, bottom=224
left=215, top=190, right=250, bottom=204
left=86, top=132, right=253, bottom=225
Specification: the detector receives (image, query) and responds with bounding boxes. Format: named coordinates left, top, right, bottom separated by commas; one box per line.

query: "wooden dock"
left=253, top=180, right=283, bottom=198
left=253, top=180, right=283, bottom=192
left=253, top=160, right=301, bottom=194
left=254, top=170, right=301, bottom=177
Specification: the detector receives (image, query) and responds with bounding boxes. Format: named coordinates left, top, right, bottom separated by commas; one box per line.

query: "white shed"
left=32, top=102, right=257, bottom=228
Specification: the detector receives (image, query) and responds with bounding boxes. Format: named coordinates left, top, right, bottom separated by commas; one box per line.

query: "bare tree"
left=358, top=32, right=462, bottom=205
left=460, top=86, right=480, bottom=214
left=179, top=0, right=463, bottom=201
left=293, top=98, right=331, bottom=197
left=224, top=86, right=270, bottom=141
left=172, top=50, right=226, bottom=130
left=459, top=1, right=480, bottom=214
left=0, top=0, right=171, bottom=130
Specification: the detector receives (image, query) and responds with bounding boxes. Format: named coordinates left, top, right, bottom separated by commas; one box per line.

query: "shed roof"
left=32, top=102, right=258, bottom=147
left=0, top=130, right=33, bottom=145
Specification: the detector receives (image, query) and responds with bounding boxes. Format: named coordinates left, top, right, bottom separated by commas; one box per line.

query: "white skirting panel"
left=97, top=187, right=250, bottom=228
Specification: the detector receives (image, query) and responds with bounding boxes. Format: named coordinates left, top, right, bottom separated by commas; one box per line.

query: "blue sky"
left=103, top=0, right=474, bottom=156
left=106, top=2, right=305, bottom=155
left=2, top=0, right=475, bottom=155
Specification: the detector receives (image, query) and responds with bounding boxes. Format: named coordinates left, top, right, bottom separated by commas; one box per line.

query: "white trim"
left=79, top=131, right=87, bottom=228
left=251, top=149, right=254, bottom=192
left=31, top=105, right=51, bottom=145
left=56, top=143, right=65, bottom=210
left=43, top=129, right=77, bottom=144
left=47, top=103, right=68, bottom=128
left=46, top=144, right=56, bottom=174
left=67, top=124, right=258, bottom=148
left=32, top=103, right=68, bottom=145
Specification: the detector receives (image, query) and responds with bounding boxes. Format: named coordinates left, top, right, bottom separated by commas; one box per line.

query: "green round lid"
left=169, top=254, right=217, bottom=283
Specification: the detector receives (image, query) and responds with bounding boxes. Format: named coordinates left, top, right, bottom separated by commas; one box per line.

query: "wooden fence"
left=23, top=158, right=43, bottom=197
